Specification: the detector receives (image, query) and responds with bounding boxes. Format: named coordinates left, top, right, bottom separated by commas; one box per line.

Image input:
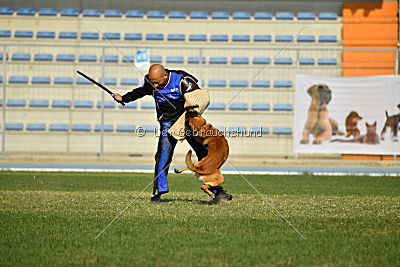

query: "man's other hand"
left=112, top=93, right=122, bottom=103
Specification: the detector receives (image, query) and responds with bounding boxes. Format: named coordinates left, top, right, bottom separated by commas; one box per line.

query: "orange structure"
left=342, top=1, right=399, bottom=76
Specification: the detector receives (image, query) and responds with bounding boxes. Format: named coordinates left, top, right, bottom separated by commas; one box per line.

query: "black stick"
left=76, top=70, right=125, bottom=106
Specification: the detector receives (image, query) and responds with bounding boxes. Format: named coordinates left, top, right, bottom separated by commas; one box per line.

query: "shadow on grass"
left=160, top=198, right=211, bottom=205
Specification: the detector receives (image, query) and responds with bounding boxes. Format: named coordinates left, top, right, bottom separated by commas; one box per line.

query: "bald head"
left=149, top=64, right=168, bottom=89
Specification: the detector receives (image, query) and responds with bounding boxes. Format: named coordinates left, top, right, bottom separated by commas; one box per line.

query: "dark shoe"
left=208, top=187, right=232, bottom=204
left=150, top=194, right=161, bottom=203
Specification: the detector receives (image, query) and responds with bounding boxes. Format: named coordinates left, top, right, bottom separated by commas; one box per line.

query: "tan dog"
left=381, top=104, right=400, bottom=142
left=174, top=110, right=229, bottom=199
left=345, top=111, right=363, bottom=137
left=300, top=84, right=344, bottom=144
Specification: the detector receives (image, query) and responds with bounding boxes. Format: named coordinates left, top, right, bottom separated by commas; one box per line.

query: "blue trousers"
left=153, top=121, right=208, bottom=195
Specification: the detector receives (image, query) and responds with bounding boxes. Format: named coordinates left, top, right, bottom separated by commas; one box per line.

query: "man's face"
left=149, top=71, right=168, bottom=89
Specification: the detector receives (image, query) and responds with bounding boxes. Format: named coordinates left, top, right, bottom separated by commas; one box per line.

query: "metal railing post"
left=100, top=46, right=105, bottom=157
left=395, top=48, right=399, bottom=75
left=2, top=44, right=6, bottom=156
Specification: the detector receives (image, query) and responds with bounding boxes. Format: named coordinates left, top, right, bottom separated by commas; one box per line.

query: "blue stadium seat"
left=37, top=31, right=55, bottom=38
left=125, top=10, right=144, bottom=18
left=210, top=34, right=228, bottom=41
left=96, top=101, right=116, bottom=109
left=95, top=124, right=114, bottom=132
left=231, top=57, right=249, bottom=64
left=119, top=102, right=137, bottom=109
left=209, top=57, right=227, bottom=64
left=116, top=124, right=136, bottom=132
left=101, top=55, right=119, bottom=62
left=99, top=77, right=117, bottom=85
left=250, top=126, right=270, bottom=134
left=318, top=12, right=337, bottom=20
left=228, top=126, right=247, bottom=134
left=76, top=77, right=92, bottom=84
left=251, top=80, right=270, bottom=87
left=120, top=78, right=139, bottom=85
left=167, top=34, right=185, bottom=41
left=166, top=56, right=184, bottom=63
left=32, top=76, right=51, bottom=84
left=81, top=32, right=99, bottom=39
left=74, top=100, right=93, bottom=108
left=60, top=9, right=79, bottom=16
left=14, top=31, right=33, bottom=38
left=168, top=11, right=186, bottom=19
left=9, top=76, right=28, bottom=84
left=12, top=53, right=30, bottom=61
left=103, top=32, right=120, bottom=40
left=71, top=124, right=91, bottom=132
left=299, top=58, right=315, bottom=65
left=79, top=54, right=97, bottom=62
left=229, top=103, right=248, bottom=110
left=146, top=33, right=164, bottom=41
left=104, top=9, right=122, bottom=17
left=229, top=80, right=248, bottom=87
left=54, top=77, right=73, bottom=84
left=297, top=35, right=315, bottom=42
left=276, top=12, right=294, bottom=20
left=232, top=12, right=251, bottom=20
left=122, top=56, right=135, bottom=62
left=0, top=7, right=13, bottom=15
left=56, top=54, right=75, bottom=61
left=82, top=9, right=101, bottom=17
left=318, top=58, right=337, bottom=65
left=274, top=57, right=293, bottom=65
left=274, top=80, right=292, bottom=88
left=52, top=100, right=71, bottom=108
left=275, top=35, right=293, bottom=42
left=140, top=125, right=158, bottom=132
left=49, top=123, right=69, bottom=131
left=38, top=8, right=57, bottom=16
left=273, top=127, right=292, bottom=135
left=190, top=11, right=208, bottom=19
left=207, top=103, right=225, bottom=110
left=253, top=57, right=271, bottom=64
left=251, top=103, right=270, bottom=111
left=0, top=30, right=11, bottom=37
left=297, top=12, right=316, bottom=20
left=7, top=99, right=26, bottom=107
left=124, top=33, right=142, bottom=40
left=59, top=32, right=77, bottom=39
left=232, top=34, right=250, bottom=42
left=208, top=80, right=226, bottom=87
left=150, top=56, right=162, bottom=63
left=211, top=12, right=229, bottom=19
left=319, top=35, right=337, bottom=42
left=6, top=123, right=23, bottom=131
left=273, top=103, right=293, bottom=111
left=254, top=12, right=273, bottom=20
left=214, top=126, right=225, bottom=132
left=189, top=34, right=207, bottom=41
left=0, top=76, right=2, bottom=83
left=147, top=10, right=165, bottom=18
left=187, top=56, right=206, bottom=64
left=16, top=8, right=35, bottom=16
left=0, top=53, right=8, bottom=60
left=141, top=101, right=156, bottom=109
left=29, top=99, right=49, bottom=107
left=253, top=35, right=272, bottom=42
left=26, top=123, right=46, bottom=131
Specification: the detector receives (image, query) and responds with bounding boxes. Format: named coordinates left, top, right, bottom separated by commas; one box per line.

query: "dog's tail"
left=385, top=111, right=389, bottom=118
left=185, top=150, right=202, bottom=173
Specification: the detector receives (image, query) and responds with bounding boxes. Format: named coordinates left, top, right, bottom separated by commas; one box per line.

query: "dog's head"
left=307, top=84, right=332, bottom=106
left=185, top=109, right=206, bottom=131
left=347, top=111, right=363, bottom=121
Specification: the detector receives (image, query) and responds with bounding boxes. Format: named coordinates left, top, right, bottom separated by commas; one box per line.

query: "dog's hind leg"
left=174, top=166, right=189, bottom=174
left=201, top=184, right=215, bottom=198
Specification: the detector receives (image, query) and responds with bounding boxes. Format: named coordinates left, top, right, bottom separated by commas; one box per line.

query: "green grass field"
left=0, top=171, right=399, bottom=266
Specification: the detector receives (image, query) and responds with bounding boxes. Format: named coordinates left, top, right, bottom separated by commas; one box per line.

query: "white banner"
left=293, top=74, right=400, bottom=155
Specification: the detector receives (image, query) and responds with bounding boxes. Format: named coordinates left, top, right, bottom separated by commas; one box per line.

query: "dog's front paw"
left=300, top=139, right=309, bottom=144
left=312, top=139, right=322, bottom=145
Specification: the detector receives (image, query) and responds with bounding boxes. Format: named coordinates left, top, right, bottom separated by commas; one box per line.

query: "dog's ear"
left=186, top=109, right=199, bottom=117
left=307, top=85, right=316, bottom=96
left=318, top=85, right=331, bottom=105
left=373, top=121, right=377, bottom=126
